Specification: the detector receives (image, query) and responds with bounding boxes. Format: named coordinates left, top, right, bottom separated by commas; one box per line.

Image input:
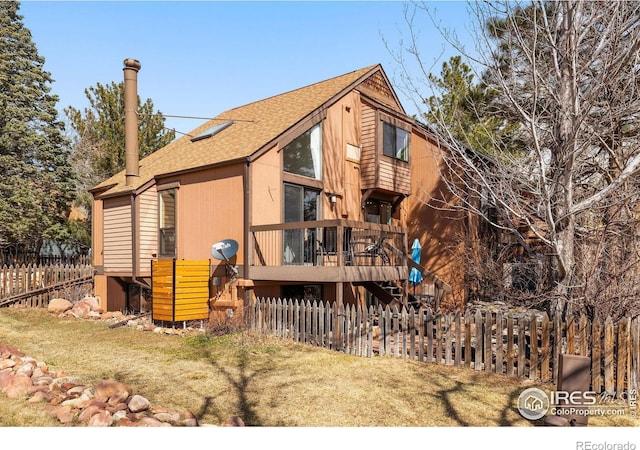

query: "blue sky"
left=19, top=1, right=475, bottom=135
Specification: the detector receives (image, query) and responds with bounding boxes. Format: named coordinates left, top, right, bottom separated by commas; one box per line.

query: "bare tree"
left=393, top=1, right=640, bottom=319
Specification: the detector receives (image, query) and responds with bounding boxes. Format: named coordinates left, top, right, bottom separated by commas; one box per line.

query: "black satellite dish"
left=211, top=239, right=239, bottom=261
left=211, top=239, right=239, bottom=279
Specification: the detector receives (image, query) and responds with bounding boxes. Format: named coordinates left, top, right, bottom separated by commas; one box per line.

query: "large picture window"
left=158, top=189, right=176, bottom=257
left=283, top=123, right=322, bottom=179
left=382, top=121, right=409, bottom=162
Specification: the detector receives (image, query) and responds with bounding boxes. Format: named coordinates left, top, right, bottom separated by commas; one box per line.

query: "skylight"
left=190, top=121, right=234, bottom=142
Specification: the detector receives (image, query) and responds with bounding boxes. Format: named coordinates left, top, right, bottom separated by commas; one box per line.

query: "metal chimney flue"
left=123, top=58, right=141, bottom=186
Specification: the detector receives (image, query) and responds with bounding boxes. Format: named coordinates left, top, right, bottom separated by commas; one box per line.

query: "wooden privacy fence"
left=0, top=262, right=94, bottom=308
left=151, top=259, right=210, bottom=322
left=248, top=298, right=640, bottom=395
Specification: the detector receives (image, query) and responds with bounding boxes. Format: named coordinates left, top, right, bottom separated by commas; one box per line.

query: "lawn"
left=0, top=307, right=638, bottom=428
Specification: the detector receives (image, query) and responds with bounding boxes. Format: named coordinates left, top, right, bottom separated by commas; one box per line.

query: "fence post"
left=591, top=317, right=602, bottom=393
left=445, top=312, right=453, bottom=366
left=553, top=310, right=563, bottom=384
left=409, top=306, right=416, bottom=361
left=517, top=315, right=526, bottom=378
left=455, top=311, right=462, bottom=367
left=474, top=309, right=483, bottom=371
left=617, top=317, right=629, bottom=396
left=465, top=309, right=472, bottom=369
left=418, top=307, right=425, bottom=362
left=495, top=310, right=503, bottom=375
left=426, top=309, right=434, bottom=363
left=435, top=312, right=443, bottom=364
left=401, top=306, right=408, bottom=359
left=530, top=312, right=539, bottom=380
left=367, top=305, right=374, bottom=358
left=393, top=305, right=400, bottom=358
left=631, top=317, right=639, bottom=406
left=325, top=301, right=333, bottom=350
left=541, top=313, right=551, bottom=382
left=483, top=310, right=492, bottom=373
left=604, top=316, right=615, bottom=395
left=378, top=305, right=386, bottom=357
left=356, top=303, right=364, bottom=357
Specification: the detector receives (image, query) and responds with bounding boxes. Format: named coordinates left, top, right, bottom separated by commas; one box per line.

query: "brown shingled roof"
left=92, top=64, right=381, bottom=197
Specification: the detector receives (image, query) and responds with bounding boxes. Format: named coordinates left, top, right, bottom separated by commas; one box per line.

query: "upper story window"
left=382, top=121, right=409, bottom=162
left=364, top=199, right=392, bottom=225
left=283, top=123, right=322, bottom=180
left=158, top=189, right=176, bottom=257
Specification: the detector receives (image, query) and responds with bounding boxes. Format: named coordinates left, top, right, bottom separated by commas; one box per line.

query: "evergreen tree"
left=65, top=81, right=175, bottom=185
left=64, top=81, right=174, bottom=212
left=64, top=80, right=175, bottom=250
left=424, top=55, right=523, bottom=158
left=0, top=1, right=75, bottom=256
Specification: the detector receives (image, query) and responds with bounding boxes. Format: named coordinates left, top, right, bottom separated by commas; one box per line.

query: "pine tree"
left=64, top=80, right=175, bottom=249
left=0, top=1, right=75, bottom=256
left=65, top=81, right=175, bottom=188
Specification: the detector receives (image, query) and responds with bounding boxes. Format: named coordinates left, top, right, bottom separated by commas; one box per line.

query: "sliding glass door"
left=284, top=183, right=320, bottom=265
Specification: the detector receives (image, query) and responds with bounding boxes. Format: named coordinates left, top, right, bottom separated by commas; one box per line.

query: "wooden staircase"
left=355, top=243, right=451, bottom=310
left=357, top=280, right=436, bottom=310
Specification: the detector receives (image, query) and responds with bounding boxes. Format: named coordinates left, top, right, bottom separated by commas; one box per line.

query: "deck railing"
left=250, top=219, right=407, bottom=269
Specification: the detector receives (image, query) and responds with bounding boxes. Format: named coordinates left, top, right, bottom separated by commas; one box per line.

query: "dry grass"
left=0, top=307, right=638, bottom=427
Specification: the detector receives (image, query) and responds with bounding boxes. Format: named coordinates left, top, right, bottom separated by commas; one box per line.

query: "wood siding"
left=251, top=144, right=282, bottom=226
left=323, top=91, right=362, bottom=219
left=151, top=259, right=210, bottom=322
left=137, top=185, right=158, bottom=276
left=173, top=165, right=245, bottom=265
left=92, top=197, right=104, bottom=268
left=103, top=196, right=132, bottom=273
left=404, top=131, right=466, bottom=307
left=360, top=101, right=411, bottom=195
left=360, top=102, right=377, bottom=190
left=377, top=156, right=411, bottom=194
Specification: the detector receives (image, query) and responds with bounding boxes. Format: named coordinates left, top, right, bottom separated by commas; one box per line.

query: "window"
left=283, top=123, right=322, bottom=179
left=382, top=121, right=409, bottom=161
left=283, top=184, right=321, bottom=265
left=282, top=284, right=323, bottom=302
left=190, top=121, right=233, bottom=142
left=364, top=200, right=392, bottom=225
left=158, top=189, right=176, bottom=257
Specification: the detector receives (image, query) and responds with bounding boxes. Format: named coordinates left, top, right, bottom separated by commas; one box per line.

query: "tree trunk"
left=548, top=2, right=578, bottom=318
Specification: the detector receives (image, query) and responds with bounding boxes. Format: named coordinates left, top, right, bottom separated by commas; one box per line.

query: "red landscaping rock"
left=88, top=410, right=112, bottom=427
left=221, top=415, right=246, bottom=426
left=48, top=298, right=73, bottom=314
left=0, top=372, right=13, bottom=389
left=0, top=359, right=16, bottom=370
left=95, top=380, right=133, bottom=399
left=3, top=373, right=33, bottom=398
left=0, top=343, right=25, bottom=357
left=77, top=405, right=101, bottom=424
left=128, top=394, right=151, bottom=413
left=70, top=301, right=91, bottom=319
left=53, top=405, right=75, bottom=424
left=0, top=342, right=211, bottom=427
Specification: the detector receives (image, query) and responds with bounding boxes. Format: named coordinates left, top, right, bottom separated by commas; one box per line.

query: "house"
left=90, top=60, right=469, bottom=320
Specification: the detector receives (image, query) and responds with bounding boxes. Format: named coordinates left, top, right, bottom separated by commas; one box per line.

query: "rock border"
left=2, top=297, right=246, bottom=427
